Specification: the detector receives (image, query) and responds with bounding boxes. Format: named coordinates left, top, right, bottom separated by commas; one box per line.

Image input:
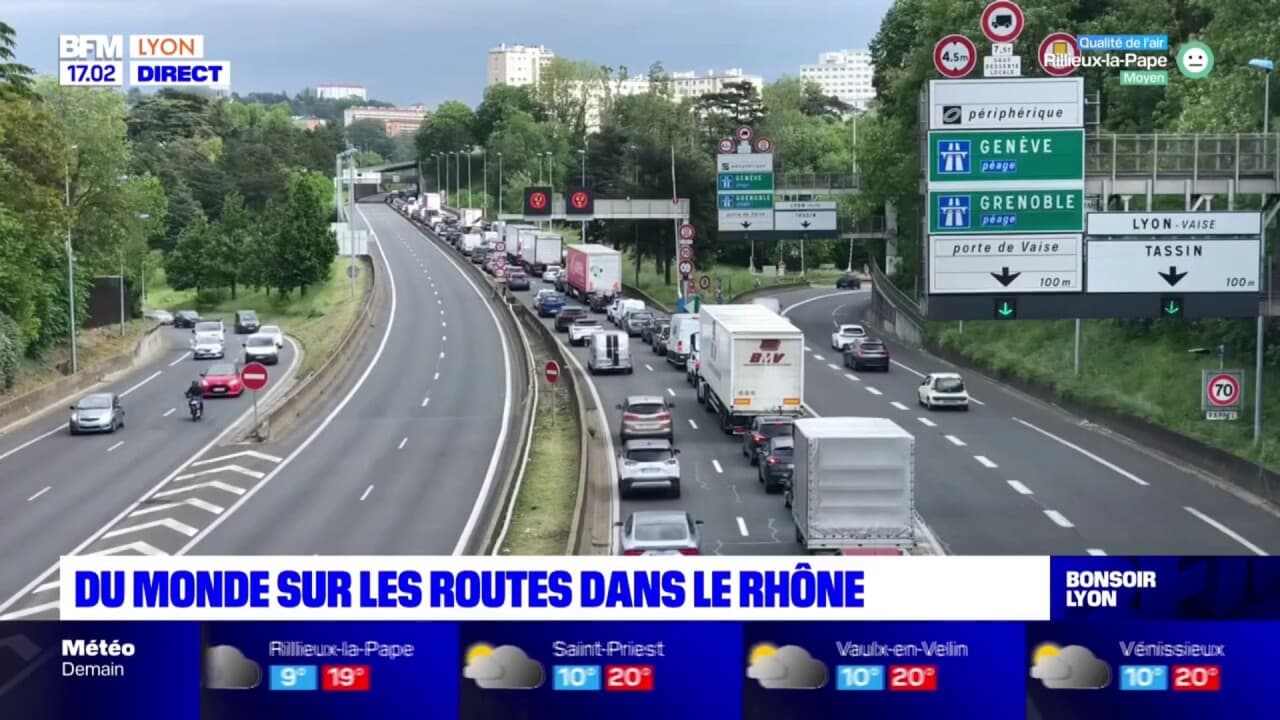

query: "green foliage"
left=346, top=119, right=396, bottom=158
left=0, top=21, right=35, bottom=100
left=415, top=101, right=477, bottom=158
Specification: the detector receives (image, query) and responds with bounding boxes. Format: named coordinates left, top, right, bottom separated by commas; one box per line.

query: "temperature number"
left=268, top=664, right=318, bottom=691
left=1119, top=665, right=1168, bottom=691
left=321, top=664, right=370, bottom=692
left=605, top=664, right=654, bottom=692
left=280, top=667, right=306, bottom=685
left=888, top=665, right=938, bottom=691
left=1171, top=665, right=1221, bottom=692
left=553, top=665, right=601, bottom=691
left=836, top=665, right=885, bottom=691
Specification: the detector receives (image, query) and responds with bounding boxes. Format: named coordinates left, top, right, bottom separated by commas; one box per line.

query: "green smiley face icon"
left=1177, top=41, right=1214, bottom=79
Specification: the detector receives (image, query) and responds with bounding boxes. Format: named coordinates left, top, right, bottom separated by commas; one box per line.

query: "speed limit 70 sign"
left=1202, top=369, right=1244, bottom=416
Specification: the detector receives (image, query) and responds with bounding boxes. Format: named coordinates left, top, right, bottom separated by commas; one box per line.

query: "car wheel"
left=620, top=484, right=631, bottom=500
left=962, top=405, right=970, bottom=412
left=669, top=483, right=681, bottom=499
left=749, top=452, right=758, bottom=467
left=68, top=423, right=77, bottom=436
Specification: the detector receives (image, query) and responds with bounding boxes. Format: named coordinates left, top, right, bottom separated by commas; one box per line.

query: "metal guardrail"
left=870, top=257, right=924, bottom=329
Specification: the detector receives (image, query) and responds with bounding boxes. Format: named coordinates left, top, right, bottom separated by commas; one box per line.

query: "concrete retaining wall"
left=622, top=280, right=812, bottom=314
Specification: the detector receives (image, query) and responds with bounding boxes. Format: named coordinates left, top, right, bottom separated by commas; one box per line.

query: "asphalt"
left=0, top=326, right=299, bottom=618
left=780, top=286, right=1280, bottom=556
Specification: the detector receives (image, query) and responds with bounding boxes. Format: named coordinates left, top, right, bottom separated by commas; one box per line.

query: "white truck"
left=460, top=233, right=484, bottom=255
left=563, top=244, right=621, bottom=300
left=504, top=224, right=534, bottom=260
left=459, top=208, right=482, bottom=226
left=421, top=192, right=442, bottom=213
left=522, top=232, right=562, bottom=274
left=696, top=304, right=805, bottom=434
left=790, top=417, right=916, bottom=554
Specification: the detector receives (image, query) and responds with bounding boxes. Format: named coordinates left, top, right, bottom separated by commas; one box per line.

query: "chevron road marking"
left=190, top=450, right=282, bottom=466
left=173, top=464, right=264, bottom=482
left=33, top=581, right=59, bottom=594
left=0, top=602, right=58, bottom=620
left=152, top=480, right=245, bottom=498
left=128, top=497, right=224, bottom=517
left=102, top=518, right=198, bottom=539
left=89, top=541, right=166, bottom=556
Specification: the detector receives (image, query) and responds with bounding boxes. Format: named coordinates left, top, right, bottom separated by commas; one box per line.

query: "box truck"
left=696, top=304, right=804, bottom=434
left=504, top=224, right=533, bottom=260
left=563, top=244, right=621, bottom=300
left=460, top=208, right=482, bottom=226
left=789, top=417, right=916, bottom=553
left=460, top=233, right=483, bottom=256
left=522, top=232, right=562, bottom=274
left=421, top=192, right=442, bottom=213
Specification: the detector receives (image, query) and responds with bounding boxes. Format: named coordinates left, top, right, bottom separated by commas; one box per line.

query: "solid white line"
left=1012, top=417, right=1149, bottom=486
left=781, top=290, right=866, bottom=316
left=0, top=602, right=57, bottom=620
left=173, top=465, right=263, bottom=482
left=890, top=401, right=908, bottom=411
left=891, top=359, right=925, bottom=378
left=1086, top=548, right=1108, bottom=556
left=737, top=517, right=749, bottom=536
left=1007, top=480, right=1033, bottom=495
left=945, top=434, right=966, bottom=447
left=918, top=417, right=937, bottom=427
left=712, top=459, right=723, bottom=474
left=162, top=408, right=176, bottom=417
left=1183, top=506, right=1268, bottom=555
left=974, top=455, right=998, bottom=468
left=35, top=580, right=59, bottom=593
left=0, top=425, right=64, bottom=462
left=119, top=370, right=162, bottom=397
left=813, top=354, right=825, bottom=361
left=106, top=441, right=124, bottom=452
left=667, top=388, right=676, bottom=397
left=398, top=437, right=407, bottom=449
left=1044, top=510, right=1074, bottom=528
left=152, top=480, right=246, bottom=498
left=688, top=419, right=698, bottom=429
left=129, top=497, right=223, bottom=516
left=865, top=386, right=882, bottom=395
left=191, top=450, right=282, bottom=466
left=844, top=373, right=860, bottom=382
left=421, top=397, right=430, bottom=407
left=646, top=364, right=654, bottom=371
left=27, top=487, right=50, bottom=502
left=827, top=363, right=840, bottom=371
left=970, top=397, right=986, bottom=406
left=169, top=352, right=191, bottom=367
left=360, top=485, right=374, bottom=502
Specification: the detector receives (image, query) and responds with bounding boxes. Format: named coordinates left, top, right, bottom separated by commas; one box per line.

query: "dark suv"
left=758, top=436, right=794, bottom=493
left=743, top=416, right=794, bottom=465
left=844, top=337, right=890, bottom=371
left=555, top=306, right=588, bottom=331
left=234, top=310, right=260, bottom=334
left=173, top=310, right=201, bottom=329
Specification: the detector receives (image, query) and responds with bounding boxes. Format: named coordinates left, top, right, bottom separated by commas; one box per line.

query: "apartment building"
left=342, top=105, right=430, bottom=136
left=316, top=84, right=368, bottom=101
left=799, top=50, right=875, bottom=112
left=486, top=43, right=556, bottom=87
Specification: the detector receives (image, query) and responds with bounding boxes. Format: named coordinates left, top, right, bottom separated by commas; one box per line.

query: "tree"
left=346, top=118, right=396, bottom=157
left=473, top=84, right=546, bottom=145
left=262, top=171, right=336, bottom=297
left=0, top=22, right=34, bottom=100
left=415, top=101, right=476, bottom=159
left=163, top=212, right=213, bottom=293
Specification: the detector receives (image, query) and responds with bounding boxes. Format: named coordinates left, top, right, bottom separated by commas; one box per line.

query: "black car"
left=836, top=273, right=862, bottom=289
left=640, top=315, right=663, bottom=344
left=506, top=270, right=531, bottom=290
left=743, top=416, right=794, bottom=466
left=173, top=310, right=201, bottom=329
left=555, top=306, right=588, bottom=331
left=471, top=249, right=488, bottom=265
left=234, top=310, right=260, bottom=334
left=653, top=324, right=672, bottom=356
left=844, top=337, right=890, bottom=371
left=588, top=293, right=612, bottom=313
left=758, top=436, right=794, bottom=493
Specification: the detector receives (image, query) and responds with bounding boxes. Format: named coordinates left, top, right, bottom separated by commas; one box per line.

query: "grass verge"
left=146, top=258, right=371, bottom=377
left=3, top=320, right=154, bottom=401
left=620, top=254, right=841, bottom=307
left=499, top=325, right=582, bottom=555
left=931, top=319, right=1280, bottom=473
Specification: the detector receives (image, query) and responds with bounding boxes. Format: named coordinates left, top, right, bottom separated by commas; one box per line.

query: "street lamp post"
left=482, top=148, right=488, bottom=218
left=65, top=144, right=78, bottom=374
left=577, top=146, right=587, bottom=242
left=453, top=151, right=461, bottom=206
left=466, top=147, right=473, bottom=207
left=338, top=148, right=358, bottom=298
left=138, top=213, right=150, bottom=303
left=497, top=152, right=504, bottom=217
left=1249, top=57, right=1273, bottom=447
left=435, top=153, right=442, bottom=193
left=545, top=151, right=554, bottom=231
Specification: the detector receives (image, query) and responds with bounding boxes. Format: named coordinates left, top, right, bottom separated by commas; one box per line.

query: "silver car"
left=617, top=438, right=682, bottom=498
left=568, top=317, right=603, bottom=346
left=619, top=511, right=703, bottom=555
left=69, top=392, right=124, bottom=435
left=242, top=333, right=279, bottom=365
left=192, top=333, right=225, bottom=359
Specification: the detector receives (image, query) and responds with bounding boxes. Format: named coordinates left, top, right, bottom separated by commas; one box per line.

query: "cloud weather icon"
left=1029, top=643, right=1111, bottom=690
left=746, top=643, right=827, bottom=690
left=463, top=644, right=544, bottom=690
left=204, top=644, right=261, bottom=690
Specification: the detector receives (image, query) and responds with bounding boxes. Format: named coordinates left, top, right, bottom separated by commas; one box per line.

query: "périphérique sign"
left=929, top=129, right=1085, bottom=183
left=929, top=78, right=1085, bottom=130
left=930, top=189, right=1084, bottom=233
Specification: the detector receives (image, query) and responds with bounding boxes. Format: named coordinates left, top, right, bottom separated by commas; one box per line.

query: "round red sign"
left=570, top=191, right=589, bottom=209
left=544, top=361, right=561, bottom=384
left=1206, top=373, right=1241, bottom=407
left=529, top=191, right=548, bottom=210
left=717, top=139, right=734, bottom=153
left=735, top=125, right=754, bottom=142
left=1038, top=32, right=1079, bottom=76
left=678, top=223, right=696, bottom=241
left=754, top=137, right=773, bottom=153
left=241, top=362, right=269, bottom=392
left=981, top=0, right=1025, bottom=43
left=934, top=34, right=977, bottom=78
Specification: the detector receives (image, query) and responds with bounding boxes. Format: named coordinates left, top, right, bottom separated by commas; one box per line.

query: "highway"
left=0, top=328, right=299, bottom=617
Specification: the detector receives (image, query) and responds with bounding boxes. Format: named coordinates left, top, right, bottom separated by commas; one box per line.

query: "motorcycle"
left=188, top=397, right=203, bottom=421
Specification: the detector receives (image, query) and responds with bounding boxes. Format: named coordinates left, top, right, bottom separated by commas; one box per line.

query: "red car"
left=200, top=362, right=244, bottom=397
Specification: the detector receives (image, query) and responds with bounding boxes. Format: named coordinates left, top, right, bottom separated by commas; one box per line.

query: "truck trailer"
left=696, top=304, right=805, bottom=434
left=563, top=244, right=621, bottom=300
left=523, top=232, right=563, bottom=274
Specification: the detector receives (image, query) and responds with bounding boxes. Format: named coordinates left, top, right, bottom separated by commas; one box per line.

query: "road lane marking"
left=169, top=352, right=191, bottom=366
left=865, top=387, right=882, bottom=396
left=440, top=309, right=445, bottom=315
left=27, top=487, right=50, bottom=502
left=103, top=517, right=197, bottom=539
left=804, top=345, right=813, bottom=352
left=917, top=417, right=936, bottom=427
left=844, top=373, right=860, bottom=382
left=106, top=441, right=124, bottom=452
left=421, top=396, right=430, bottom=407
left=667, top=388, right=676, bottom=397
left=1183, top=506, right=1267, bottom=555
left=434, top=289, right=439, bottom=295
left=737, top=517, right=749, bottom=536
left=891, top=360, right=925, bottom=377
left=890, top=401, right=908, bottom=411
left=945, top=434, right=966, bottom=446
left=35, top=580, right=59, bottom=593
left=191, top=450, right=282, bottom=466
left=974, top=455, right=998, bottom=468
left=1087, top=548, right=1108, bottom=556
left=433, top=372, right=440, bottom=380
left=163, top=408, right=176, bottom=417
left=782, top=289, right=867, bottom=316
left=437, top=299, right=442, bottom=304
left=152, top=480, right=246, bottom=498
left=398, top=437, right=408, bottom=449
left=129, top=497, right=223, bottom=517
left=174, top=465, right=263, bottom=482
left=1007, top=480, right=1033, bottom=495
left=442, top=335, right=447, bottom=342
left=813, top=354, right=825, bottom=361
left=442, top=321, right=447, bottom=327
left=1044, top=510, right=1074, bottom=528
left=645, top=364, right=654, bottom=371
left=0, top=425, right=67, bottom=463
left=970, top=397, right=986, bottom=406
left=0, top=601, right=57, bottom=620
left=1012, top=417, right=1150, bottom=486
left=120, top=370, right=162, bottom=397
left=360, top=485, right=374, bottom=502
left=712, top=460, right=723, bottom=474
left=688, top=419, right=698, bottom=429
left=827, top=363, right=840, bottom=371
left=440, top=352, right=446, bottom=359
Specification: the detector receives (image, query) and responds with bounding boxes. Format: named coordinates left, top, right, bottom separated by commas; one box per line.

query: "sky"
left=4, top=0, right=893, bottom=107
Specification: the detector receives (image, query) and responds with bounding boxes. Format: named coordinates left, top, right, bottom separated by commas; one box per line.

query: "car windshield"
left=759, top=422, right=792, bottom=437
left=574, top=319, right=600, bottom=326
left=771, top=446, right=794, bottom=460
left=207, top=363, right=235, bottom=376
left=78, top=395, right=111, bottom=409
left=195, top=322, right=221, bottom=332
left=936, top=378, right=965, bottom=393
left=630, top=313, right=653, bottom=322
left=261, top=326, right=280, bottom=334
left=859, top=341, right=886, bottom=352
left=248, top=337, right=273, bottom=347
left=841, top=325, right=864, bottom=334
left=627, top=402, right=665, bottom=415
left=627, top=447, right=673, bottom=462
left=634, top=522, right=689, bottom=542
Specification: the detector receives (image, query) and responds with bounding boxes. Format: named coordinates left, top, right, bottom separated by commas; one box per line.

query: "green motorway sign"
left=717, top=192, right=774, bottom=210
left=929, top=130, right=1085, bottom=183
left=929, top=189, right=1084, bottom=234
left=717, top=173, right=773, bottom=191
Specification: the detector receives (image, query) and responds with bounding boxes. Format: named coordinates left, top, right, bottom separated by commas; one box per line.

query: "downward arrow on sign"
left=990, top=267, right=1021, bottom=286
left=1158, top=266, right=1187, bottom=286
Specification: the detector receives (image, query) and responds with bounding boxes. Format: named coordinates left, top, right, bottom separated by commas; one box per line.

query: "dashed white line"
left=827, top=363, right=840, bottom=371
left=398, top=437, right=408, bottom=449
left=442, top=321, right=447, bottom=327
left=804, top=345, right=813, bottom=352
left=1044, top=510, right=1074, bottom=528
left=712, top=460, right=723, bottom=474
left=1183, top=506, right=1267, bottom=555
left=889, top=401, right=908, bottom=411
left=433, top=372, right=440, bottom=380
left=813, top=354, right=826, bottom=362
left=442, top=336, right=447, bottom=342
left=1007, top=480, right=1033, bottom=495
left=0, top=426, right=64, bottom=463
left=106, top=441, right=124, bottom=452
left=169, top=352, right=191, bottom=367
left=917, top=417, right=936, bottom=427
left=736, top=517, right=749, bottom=537
left=945, top=434, right=966, bottom=447
left=434, top=290, right=439, bottom=295
left=360, top=485, right=374, bottom=502
left=162, top=408, right=176, bottom=417
left=666, top=388, right=676, bottom=397
left=440, top=352, right=445, bottom=359
left=440, top=309, right=445, bottom=315
left=891, top=360, right=925, bottom=377
left=437, top=299, right=442, bottom=305
left=120, top=370, right=162, bottom=397
left=1012, top=417, right=1149, bottom=486
left=864, top=386, right=883, bottom=396
left=974, top=455, right=998, bottom=468
left=421, top=397, right=431, bottom=407
left=27, top=487, right=50, bottom=502
left=843, top=373, right=861, bottom=382
left=1086, top=548, right=1108, bottom=556
left=688, top=419, right=698, bottom=430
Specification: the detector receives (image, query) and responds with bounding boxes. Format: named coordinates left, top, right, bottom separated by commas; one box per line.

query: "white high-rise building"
left=800, top=50, right=875, bottom=112
left=316, top=84, right=368, bottom=101
left=486, top=43, right=556, bottom=87
left=666, top=68, right=764, bottom=101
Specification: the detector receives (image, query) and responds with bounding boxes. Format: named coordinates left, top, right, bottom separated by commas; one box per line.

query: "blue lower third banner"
left=0, top=619, right=1277, bottom=718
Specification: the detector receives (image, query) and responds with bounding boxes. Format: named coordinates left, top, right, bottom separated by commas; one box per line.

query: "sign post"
left=545, top=360, right=560, bottom=426
left=1202, top=369, right=1244, bottom=421
left=240, top=362, right=269, bottom=438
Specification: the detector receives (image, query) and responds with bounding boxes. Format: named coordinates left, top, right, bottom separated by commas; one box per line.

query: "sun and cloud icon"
left=1029, top=643, right=1111, bottom=690
left=745, top=643, right=827, bottom=690
left=463, top=643, right=545, bottom=690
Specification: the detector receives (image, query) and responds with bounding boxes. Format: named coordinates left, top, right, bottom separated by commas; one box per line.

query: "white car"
left=542, top=266, right=561, bottom=282
left=242, top=333, right=279, bottom=365
left=191, top=333, right=225, bottom=360
left=193, top=320, right=225, bottom=342
left=831, top=323, right=866, bottom=351
left=258, top=324, right=284, bottom=349
left=616, top=438, right=682, bottom=499
left=534, top=288, right=557, bottom=308
left=568, top=317, right=604, bottom=346
left=917, top=372, right=970, bottom=410
left=148, top=309, right=173, bottom=324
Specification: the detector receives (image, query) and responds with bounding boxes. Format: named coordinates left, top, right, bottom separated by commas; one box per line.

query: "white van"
left=751, top=297, right=782, bottom=315
left=588, top=330, right=633, bottom=375
left=667, top=314, right=700, bottom=369
left=610, top=298, right=645, bottom=325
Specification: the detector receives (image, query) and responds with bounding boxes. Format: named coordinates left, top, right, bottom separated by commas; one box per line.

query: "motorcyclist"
left=185, top=379, right=203, bottom=414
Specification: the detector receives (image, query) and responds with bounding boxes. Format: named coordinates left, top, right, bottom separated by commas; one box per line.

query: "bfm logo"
left=748, top=339, right=786, bottom=365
